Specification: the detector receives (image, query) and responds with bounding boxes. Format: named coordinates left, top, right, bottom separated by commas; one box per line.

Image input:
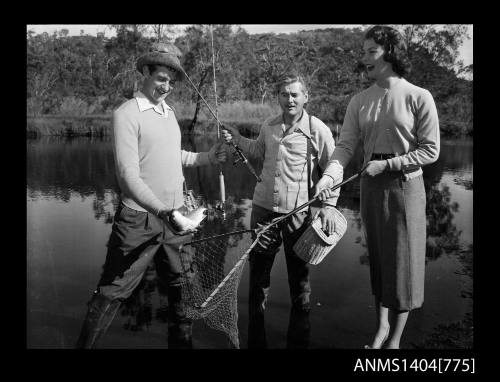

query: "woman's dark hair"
left=365, top=25, right=412, bottom=77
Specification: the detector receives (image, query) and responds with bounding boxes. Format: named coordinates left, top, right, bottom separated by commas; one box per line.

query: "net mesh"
left=179, top=230, right=256, bottom=348
left=178, top=189, right=256, bottom=348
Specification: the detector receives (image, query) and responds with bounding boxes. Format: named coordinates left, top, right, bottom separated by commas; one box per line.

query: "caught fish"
left=170, top=207, right=207, bottom=233
left=185, top=206, right=208, bottom=227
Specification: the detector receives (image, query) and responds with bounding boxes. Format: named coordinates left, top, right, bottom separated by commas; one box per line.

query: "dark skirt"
left=360, top=172, right=426, bottom=311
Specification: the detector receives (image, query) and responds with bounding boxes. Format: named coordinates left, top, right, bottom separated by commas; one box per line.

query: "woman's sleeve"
left=386, top=89, right=440, bottom=172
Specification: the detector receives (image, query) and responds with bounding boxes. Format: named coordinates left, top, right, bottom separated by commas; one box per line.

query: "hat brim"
left=136, top=53, right=184, bottom=81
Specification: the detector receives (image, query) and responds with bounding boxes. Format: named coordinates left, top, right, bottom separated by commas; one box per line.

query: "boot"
left=75, top=292, right=121, bottom=349
left=167, top=321, right=193, bottom=349
left=166, top=285, right=193, bottom=349
left=286, top=304, right=311, bottom=349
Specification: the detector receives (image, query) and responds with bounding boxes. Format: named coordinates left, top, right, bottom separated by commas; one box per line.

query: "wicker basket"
left=293, top=207, right=347, bottom=265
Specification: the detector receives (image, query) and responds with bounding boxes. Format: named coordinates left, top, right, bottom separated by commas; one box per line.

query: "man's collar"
left=282, top=110, right=311, bottom=138
left=134, top=91, right=172, bottom=115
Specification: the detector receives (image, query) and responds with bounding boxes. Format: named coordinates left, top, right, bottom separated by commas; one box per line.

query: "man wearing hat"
left=75, top=42, right=227, bottom=349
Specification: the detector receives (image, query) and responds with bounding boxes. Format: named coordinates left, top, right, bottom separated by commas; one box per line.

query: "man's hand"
left=220, top=125, right=241, bottom=145
left=317, top=207, right=337, bottom=236
left=158, top=208, right=197, bottom=235
left=158, top=208, right=170, bottom=223
left=254, top=221, right=282, bottom=252
left=362, top=160, right=388, bottom=177
left=314, top=175, right=334, bottom=201
left=208, top=141, right=228, bottom=164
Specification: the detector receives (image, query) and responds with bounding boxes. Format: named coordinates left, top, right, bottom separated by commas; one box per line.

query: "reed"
left=27, top=115, right=111, bottom=137
left=28, top=101, right=466, bottom=138
left=171, top=100, right=280, bottom=123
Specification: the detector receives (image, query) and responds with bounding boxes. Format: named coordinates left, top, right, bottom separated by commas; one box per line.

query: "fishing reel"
left=205, top=198, right=235, bottom=222
left=231, top=145, right=245, bottom=166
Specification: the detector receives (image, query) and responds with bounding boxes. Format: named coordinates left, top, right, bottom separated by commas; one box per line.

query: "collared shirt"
left=134, top=91, right=172, bottom=117
left=238, top=109, right=338, bottom=213
left=112, top=92, right=213, bottom=215
left=323, top=78, right=440, bottom=182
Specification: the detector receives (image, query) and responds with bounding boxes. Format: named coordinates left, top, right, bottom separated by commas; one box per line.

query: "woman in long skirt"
left=316, top=25, right=440, bottom=349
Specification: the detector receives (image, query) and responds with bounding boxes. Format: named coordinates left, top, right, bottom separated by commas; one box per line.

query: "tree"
left=389, top=24, right=470, bottom=74
left=175, top=24, right=241, bottom=131
left=148, top=24, right=179, bottom=42
left=26, top=25, right=472, bottom=135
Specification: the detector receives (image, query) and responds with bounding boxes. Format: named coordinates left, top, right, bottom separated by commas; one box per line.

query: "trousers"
left=247, top=204, right=311, bottom=348
left=76, top=203, right=194, bottom=348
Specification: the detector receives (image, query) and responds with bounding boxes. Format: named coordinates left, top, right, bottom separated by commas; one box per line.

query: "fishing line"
left=210, top=25, right=226, bottom=210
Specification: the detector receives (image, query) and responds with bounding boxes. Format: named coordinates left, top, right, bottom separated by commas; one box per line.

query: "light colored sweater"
left=323, top=78, right=440, bottom=181
left=112, top=92, right=214, bottom=215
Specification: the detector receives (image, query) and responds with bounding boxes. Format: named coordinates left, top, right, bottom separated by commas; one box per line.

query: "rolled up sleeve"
left=237, top=125, right=266, bottom=160
left=181, top=150, right=212, bottom=167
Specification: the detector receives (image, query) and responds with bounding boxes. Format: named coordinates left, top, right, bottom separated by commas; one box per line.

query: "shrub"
left=58, top=96, right=90, bottom=116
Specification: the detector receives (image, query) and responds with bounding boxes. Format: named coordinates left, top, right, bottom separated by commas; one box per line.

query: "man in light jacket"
left=222, top=73, right=341, bottom=348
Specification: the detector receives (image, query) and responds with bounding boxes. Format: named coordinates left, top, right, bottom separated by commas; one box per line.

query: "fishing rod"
left=183, top=166, right=366, bottom=246
left=209, top=25, right=227, bottom=216
left=259, top=165, right=367, bottom=232
left=179, top=67, right=262, bottom=183
left=182, top=167, right=365, bottom=311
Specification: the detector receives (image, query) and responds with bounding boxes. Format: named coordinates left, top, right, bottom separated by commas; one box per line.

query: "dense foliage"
left=26, top=24, right=472, bottom=136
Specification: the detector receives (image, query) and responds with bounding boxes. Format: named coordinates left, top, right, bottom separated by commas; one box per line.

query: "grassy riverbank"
left=26, top=101, right=471, bottom=138
left=26, top=101, right=279, bottom=138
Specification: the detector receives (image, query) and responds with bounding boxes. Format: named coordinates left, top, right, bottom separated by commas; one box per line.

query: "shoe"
left=364, top=327, right=390, bottom=349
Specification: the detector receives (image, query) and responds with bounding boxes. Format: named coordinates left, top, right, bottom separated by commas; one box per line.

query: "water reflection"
left=335, top=144, right=471, bottom=265
left=26, top=134, right=473, bottom=348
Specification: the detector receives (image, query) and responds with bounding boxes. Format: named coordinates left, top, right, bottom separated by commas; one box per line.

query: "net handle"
left=198, top=237, right=260, bottom=309
left=257, top=167, right=366, bottom=232
left=180, top=167, right=364, bottom=248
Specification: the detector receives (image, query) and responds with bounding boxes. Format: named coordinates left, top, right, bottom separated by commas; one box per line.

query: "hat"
left=136, top=42, right=184, bottom=80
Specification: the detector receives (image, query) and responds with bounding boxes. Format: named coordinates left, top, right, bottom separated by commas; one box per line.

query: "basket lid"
left=310, top=208, right=347, bottom=245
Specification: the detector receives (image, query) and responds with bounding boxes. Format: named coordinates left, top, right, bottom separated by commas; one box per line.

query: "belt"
left=371, top=153, right=396, bottom=160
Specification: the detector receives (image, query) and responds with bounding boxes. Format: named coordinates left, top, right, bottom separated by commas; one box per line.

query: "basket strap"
left=307, top=116, right=312, bottom=201
left=307, top=115, right=323, bottom=210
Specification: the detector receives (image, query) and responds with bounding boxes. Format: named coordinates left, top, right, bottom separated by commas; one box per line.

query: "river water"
left=26, top=134, right=473, bottom=349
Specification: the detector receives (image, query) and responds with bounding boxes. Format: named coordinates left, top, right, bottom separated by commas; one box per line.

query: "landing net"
left=179, top=229, right=258, bottom=348
left=178, top=191, right=257, bottom=348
